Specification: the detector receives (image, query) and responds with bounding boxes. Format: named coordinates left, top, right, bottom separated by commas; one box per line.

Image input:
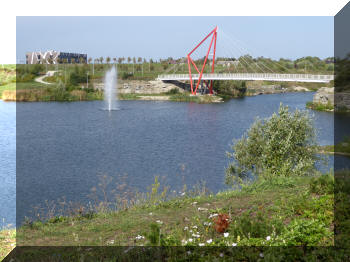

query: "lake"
left=1, top=92, right=349, bottom=226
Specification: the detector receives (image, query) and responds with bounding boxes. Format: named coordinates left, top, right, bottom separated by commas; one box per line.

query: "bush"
left=230, top=211, right=284, bottom=239
left=165, top=88, right=180, bottom=95
left=309, top=173, right=334, bottom=195
left=68, top=66, right=89, bottom=86
left=121, top=72, right=134, bottom=80
left=213, top=80, right=246, bottom=97
left=226, top=103, right=318, bottom=186
left=278, top=219, right=332, bottom=246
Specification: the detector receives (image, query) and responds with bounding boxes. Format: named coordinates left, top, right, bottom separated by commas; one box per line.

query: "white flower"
left=184, top=226, right=188, bottom=231
left=149, top=212, right=153, bottom=216
left=189, top=230, right=193, bottom=233
left=260, top=253, right=264, bottom=258
left=181, top=239, right=187, bottom=245
left=135, top=235, right=144, bottom=240
left=107, top=239, right=115, bottom=245
left=192, top=233, right=200, bottom=238
left=187, top=251, right=191, bottom=255
left=181, top=192, right=186, bottom=196
left=203, top=222, right=212, bottom=226
left=232, top=243, right=237, bottom=246
left=199, top=243, right=205, bottom=246
left=220, top=253, right=224, bottom=257
left=192, top=226, right=198, bottom=229
left=192, top=202, right=198, bottom=205
left=224, top=232, right=229, bottom=238
left=156, top=220, right=163, bottom=224
left=198, top=207, right=208, bottom=211
left=206, top=239, right=212, bottom=244
left=266, top=236, right=271, bottom=241
left=208, top=213, right=218, bottom=219
left=188, top=238, right=193, bottom=242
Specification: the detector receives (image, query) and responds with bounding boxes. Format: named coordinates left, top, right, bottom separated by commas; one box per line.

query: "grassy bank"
left=319, top=137, right=350, bottom=157
left=0, top=229, right=15, bottom=261
left=306, top=101, right=334, bottom=112
left=119, top=91, right=222, bottom=103
left=14, top=175, right=333, bottom=248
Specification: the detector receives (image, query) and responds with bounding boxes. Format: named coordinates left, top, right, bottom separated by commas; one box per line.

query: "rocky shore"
left=308, top=86, right=350, bottom=112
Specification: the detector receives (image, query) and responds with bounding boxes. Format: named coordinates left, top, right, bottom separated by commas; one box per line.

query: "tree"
left=106, top=57, right=111, bottom=64
left=132, top=57, right=136, bottom=74
left=225, top=104, right=318, bottom=187
left=99, top=57, right=104, bottom=64
left=113, top=58, right=117, bottom=64
left=88, top=58, right=92, bottom=64
left=137, top=57, right=142, bottom=63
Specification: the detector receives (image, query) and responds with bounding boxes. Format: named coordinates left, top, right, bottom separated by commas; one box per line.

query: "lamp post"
left=87, top=72, right=89, bottom=89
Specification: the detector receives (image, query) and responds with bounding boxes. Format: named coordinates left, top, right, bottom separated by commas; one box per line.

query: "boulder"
left=313, top=87, right=334, bottom=105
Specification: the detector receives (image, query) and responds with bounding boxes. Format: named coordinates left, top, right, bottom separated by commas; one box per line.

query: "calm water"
left=1, top=92, right=348, bottom=226
left=0, top=101, right=16, bottom=228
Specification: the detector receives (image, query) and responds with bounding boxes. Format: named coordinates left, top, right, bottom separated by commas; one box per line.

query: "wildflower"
left=192, top=202, right=198, bottom=205
left=192, top=233, right=200, bottom=238
left=184, top=226, right=188, bottom=231
left=182, top=239, right=187, bottom=245
left=149, top=212, right=153, bottom=216
left=232, top=243, right=237, bottom=246
left=187, top=251, right=191, bottom=255
left=188, top=238, right=193, bottom=242
left=198, top=207, right=208, bottom=211
left=260, top=253, right=264, bottom=258
left=224, top=232, right=229, bottom=238
left=192, top=225, right=198, bottom=229
left=189, top=229, right=193, bottom=233
left=266, top=236, right=271, bottom=241
left=206, top=239, right=212, bottom=244
left=220, top=253, right=224, bottom=257
left=156, top=220, right=163, bottom=224
left=107, top=239, right=115, bottom=245
left=135, top=235, right=144, bottom=240
left=199, top=243, right=205, bottom=246
left=181, top=192, right=186, bottom=196
left=208, top=213, right=218, bottom=219
left=203, top=221, right=212, bottom=226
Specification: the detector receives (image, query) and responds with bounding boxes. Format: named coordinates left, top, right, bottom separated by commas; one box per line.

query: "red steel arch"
left=187, top=26, right=217, bottom=95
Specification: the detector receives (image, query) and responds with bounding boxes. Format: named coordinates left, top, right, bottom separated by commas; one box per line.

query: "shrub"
left=309, top=173, right=334, bottom=195
left=230, top=211, right=284, bottom=239
left=279, top=219, right=332, bottom=246
left=226, top=103, right=318, bottom=186
left=165, top=88, right=180, bottom=95
left=212, top=80, right=246, bottom=97
left=121, top=72, right=134, bottom=80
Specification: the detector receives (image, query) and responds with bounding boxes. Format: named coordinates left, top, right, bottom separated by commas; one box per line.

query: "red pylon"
left=187, top=26, right=217, bottom=95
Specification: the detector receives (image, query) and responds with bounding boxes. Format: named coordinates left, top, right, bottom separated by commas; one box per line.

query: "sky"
left=16, top=16, right=334, bottom=63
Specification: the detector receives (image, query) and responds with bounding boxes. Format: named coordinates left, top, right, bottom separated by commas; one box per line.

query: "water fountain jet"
left=104, top=66, right=118, bottom=111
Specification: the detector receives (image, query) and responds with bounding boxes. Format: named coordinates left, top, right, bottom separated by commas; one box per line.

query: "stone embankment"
left=313, top=87, right=334, bottom=105
left=311, top=87, right=350, bottom=112
left=94, top=80, right=188, bottom=94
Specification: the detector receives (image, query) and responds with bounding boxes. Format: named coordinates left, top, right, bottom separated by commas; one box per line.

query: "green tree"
left=225, top=104, right=318, bottom=186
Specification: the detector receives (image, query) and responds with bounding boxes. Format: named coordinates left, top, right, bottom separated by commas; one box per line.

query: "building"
left=26, top=50, right=87, bottom=64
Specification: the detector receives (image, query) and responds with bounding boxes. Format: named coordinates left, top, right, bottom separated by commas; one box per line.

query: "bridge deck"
left=157, top=73, right=334, bottom=83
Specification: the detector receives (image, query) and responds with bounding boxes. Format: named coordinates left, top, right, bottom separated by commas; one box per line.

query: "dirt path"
left=34, top=71, right=57, bottom=85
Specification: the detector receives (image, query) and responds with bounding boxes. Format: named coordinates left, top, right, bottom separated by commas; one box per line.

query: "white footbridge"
left=157, top=73, right=334, bottom=83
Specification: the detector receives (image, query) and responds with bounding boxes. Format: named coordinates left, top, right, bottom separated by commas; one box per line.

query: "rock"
left=313, top=87, right=334, bottom=105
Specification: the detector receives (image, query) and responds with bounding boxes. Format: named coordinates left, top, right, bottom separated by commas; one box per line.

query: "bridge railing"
left=157, top=73, right=334, bottom=81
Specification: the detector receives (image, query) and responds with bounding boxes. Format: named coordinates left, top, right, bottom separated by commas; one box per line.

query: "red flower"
left=213, top=213, right=230, bottom=233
